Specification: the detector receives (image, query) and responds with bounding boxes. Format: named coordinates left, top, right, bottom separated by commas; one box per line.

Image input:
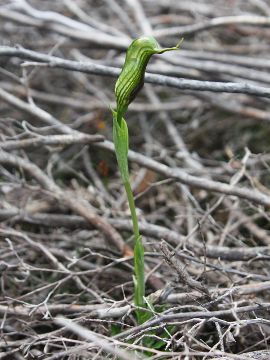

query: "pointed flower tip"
left=154, top=37, right=184, bottom=54
left=176, top=37, right=184, bottom=48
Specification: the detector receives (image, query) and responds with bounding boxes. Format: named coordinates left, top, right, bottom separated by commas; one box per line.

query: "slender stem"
left=124, top=181, right=140, bottom=241
left=124, top=180, right=145, bottom=311
left=112, top=112, right=145, bottom=320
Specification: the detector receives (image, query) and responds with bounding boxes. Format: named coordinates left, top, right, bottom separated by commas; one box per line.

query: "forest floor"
left=1, top=0, right=270, bottom=359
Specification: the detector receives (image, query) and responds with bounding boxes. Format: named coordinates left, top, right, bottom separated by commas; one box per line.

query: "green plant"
left=112, top=36, right=183, bottom=324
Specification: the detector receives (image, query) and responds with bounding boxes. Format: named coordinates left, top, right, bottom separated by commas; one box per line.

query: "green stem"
left=124, top=181, right=140, bottom=241
left=124, top=180, right=145, bottom=322
left=124, top=181, right=145, bottom=314
left=112, top=110, right=145, bottom=323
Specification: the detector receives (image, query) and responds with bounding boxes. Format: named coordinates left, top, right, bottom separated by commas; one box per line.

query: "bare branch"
left=55, top=317, right=140, bottom=360
left=1, top=46, right=270, bottom=98
left=153, top=15, right=270, bottom=38
left=115, top=303, right=270, bottom=340
left=0, top=133, right=104, bottom=151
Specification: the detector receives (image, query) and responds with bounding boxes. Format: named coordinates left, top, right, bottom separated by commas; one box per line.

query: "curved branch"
left=1, top=46, right=270, bottom=98
left=153, top=15, right=270, bottom=38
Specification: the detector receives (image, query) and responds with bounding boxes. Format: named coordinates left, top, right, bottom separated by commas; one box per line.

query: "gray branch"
left=1, top=46, right=270, bottom=98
